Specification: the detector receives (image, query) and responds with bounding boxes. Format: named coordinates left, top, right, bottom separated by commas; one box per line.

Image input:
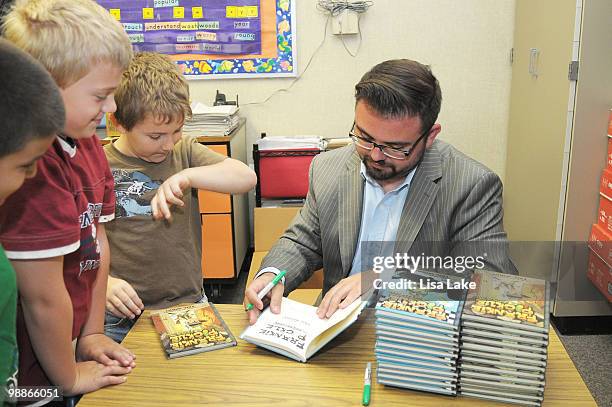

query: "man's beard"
left=362, top=147, right=425, bottom=182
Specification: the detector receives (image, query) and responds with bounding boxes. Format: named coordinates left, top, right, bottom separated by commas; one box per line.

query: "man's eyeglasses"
left=349, top=125, right=429, bottom=160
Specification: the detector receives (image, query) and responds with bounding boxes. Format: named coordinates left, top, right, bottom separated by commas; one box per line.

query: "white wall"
left=188, top=0, right=515, bottom=180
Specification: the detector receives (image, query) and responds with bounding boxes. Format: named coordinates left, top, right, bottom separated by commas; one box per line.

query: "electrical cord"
left=244, top=1, right=373, bottom=105
left=316, top=0, right=373, bottom=16
left=317, top=0, right=372, bottom=57
left=242, top=15, right=330, bottom=106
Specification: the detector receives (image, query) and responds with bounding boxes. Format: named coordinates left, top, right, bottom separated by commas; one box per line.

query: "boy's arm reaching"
left=79, top=223, right=136, bottom=368
left=14, top=257, right=131, bottom=395
left=152, top=157, right=257, bottom=220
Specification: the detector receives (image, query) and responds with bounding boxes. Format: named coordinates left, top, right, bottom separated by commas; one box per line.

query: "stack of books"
left=458, top=270, right=550, bottom=406
left=374, top=270, right=470, bottom=396
left=183, top=102, right=240, bottom=136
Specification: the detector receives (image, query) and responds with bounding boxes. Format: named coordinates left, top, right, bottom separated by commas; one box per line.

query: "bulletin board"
left=96, top=0, right=296, bottom=79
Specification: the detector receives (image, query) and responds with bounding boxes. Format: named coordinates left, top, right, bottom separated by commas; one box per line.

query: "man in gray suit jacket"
left=245, top=59, right=515, bottom=323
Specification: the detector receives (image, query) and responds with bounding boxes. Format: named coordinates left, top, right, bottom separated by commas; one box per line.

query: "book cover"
left=377, top=375, right=457, bottom=396
left=458, top=389, right=542, bottom=406
left=377, top=366, right=457, bottom=384
left=376, top=338, right=459, bottom=358
left=460, top=342, right=548, bottom=361
left=151, top=302, right=236, bottom=359
left=375, top=270, right=470, bottom=330
left=459, top=377, right=545, bottom=394
left=461, top=322, right=549, bottom=343
left=378, top=359, right=459, bottom=378
left=459, top=355, right=546, bottom=377
left=460, top=348, right=548, bottom=368
left=462, top=270, right=550, bottom=332
left=376, top=323, right=459, bottom=343
left=240, top=297, right=367, bottom=362
left=376, top=316, right=460, bottom=338
left=377, top=354, right=455, bottom=372
left=375, top=329, right=459, bottom=349
left=461, top=335, right=547, bottom=354
left=459, top=384, right=544, bottom=402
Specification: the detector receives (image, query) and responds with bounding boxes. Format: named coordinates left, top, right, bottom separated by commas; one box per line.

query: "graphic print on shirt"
left=112, top=169, right=162, bottom=218
left=79, top=204, right=103, bottom=275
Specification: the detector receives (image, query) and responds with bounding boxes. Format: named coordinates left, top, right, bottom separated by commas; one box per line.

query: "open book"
left=240, top=297, right=367, bottom=362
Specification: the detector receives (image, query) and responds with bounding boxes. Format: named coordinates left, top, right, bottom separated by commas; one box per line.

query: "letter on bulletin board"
left=97, top=0, right=296, bottom=79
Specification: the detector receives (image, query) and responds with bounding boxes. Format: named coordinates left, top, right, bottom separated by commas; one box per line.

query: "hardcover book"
left=240, top=297, right=367, bottom=362
left=151, top=302, right=236, bottom=359
left=462, top=270, right=550, bottom=333
left=374, top=269, right=471, bottom=331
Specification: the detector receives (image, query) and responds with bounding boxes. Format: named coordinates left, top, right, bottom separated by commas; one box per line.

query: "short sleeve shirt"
left=0, top=245, right=18, bottom=404
left=0, top=135, right=115, bottom=387
left=104, top=135, right=225, bottom=309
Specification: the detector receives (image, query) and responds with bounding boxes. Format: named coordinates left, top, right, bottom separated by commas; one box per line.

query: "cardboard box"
left=588, top=223, right=612, bottom=264
left=598, top=195, right=612, bottom=233
left=587, top=248, right=612, bottom=302
left=607, top=136, right=612, bottom=170
left=600, top=168, right=612, bottom=200
left=254, top=207, right=301, bottom=251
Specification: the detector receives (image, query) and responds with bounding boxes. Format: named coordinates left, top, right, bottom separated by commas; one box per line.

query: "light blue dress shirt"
left=349, top=162, right=417, bottom=275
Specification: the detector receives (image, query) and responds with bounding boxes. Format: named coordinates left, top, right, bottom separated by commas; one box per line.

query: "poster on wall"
left=96, top=0, right=296, bottom=79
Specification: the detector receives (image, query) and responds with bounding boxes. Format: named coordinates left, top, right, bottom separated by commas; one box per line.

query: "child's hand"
left=76, top=333, right=136, bottom=368
left=65, top=360, right=131, bottom=396
left=106, top=276, right=144, bottom=319
left=151, top=172, right=191, bottom=220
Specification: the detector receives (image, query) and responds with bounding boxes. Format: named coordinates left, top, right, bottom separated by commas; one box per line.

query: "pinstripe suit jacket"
left=261, top=140, right=516, bottom=295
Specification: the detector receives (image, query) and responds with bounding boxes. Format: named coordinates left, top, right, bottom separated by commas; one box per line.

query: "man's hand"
left=151, top=171, right=190, bottom=220
left=76, top=333, right=136, bottom=368
left=244, top=273, right=284, bottom=325
left=65, top=361, right=131, bottom=396
left=316, top=271, right=375, bottom=319
left=106, top=276, right=144, bottom=319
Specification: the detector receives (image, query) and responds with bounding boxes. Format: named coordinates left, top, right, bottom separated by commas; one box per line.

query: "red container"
left=598, top=195, right=612, bottom=234
left=600, top=168, right=612, bottom=200
left=588, top=223, right=612, bottom=265
left=257, top=149, right=320, bottom=199
left=607, top=136, right=612, bottom=170
left=587, top=248, right=612, bottom=302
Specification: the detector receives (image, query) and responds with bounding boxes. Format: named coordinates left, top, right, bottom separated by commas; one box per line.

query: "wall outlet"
left=332, top=9, right=359, bottom=35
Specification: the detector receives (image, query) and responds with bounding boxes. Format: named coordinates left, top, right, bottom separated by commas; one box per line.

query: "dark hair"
left=355, top=59, right=442, bottom=133
left=0, top=38, right=64, bottom=157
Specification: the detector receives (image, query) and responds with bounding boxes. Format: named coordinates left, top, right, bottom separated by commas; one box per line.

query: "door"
left=504, top=0, right=578, bottom=282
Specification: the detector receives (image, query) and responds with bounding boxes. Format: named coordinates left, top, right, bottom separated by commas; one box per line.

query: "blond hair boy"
left=103, top=52, right=256, bottom=342
left=0, top=0, right=135, bottom=398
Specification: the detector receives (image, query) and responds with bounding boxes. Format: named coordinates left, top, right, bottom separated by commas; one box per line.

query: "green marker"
left=362, top=362, right=371, bottom=406
left=246, top=270, right=286, bottom=311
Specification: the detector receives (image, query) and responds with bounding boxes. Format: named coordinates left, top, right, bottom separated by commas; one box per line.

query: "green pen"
left=246, top=270, right=286, bottom=311
left=362, top=362, right=371, bottom=406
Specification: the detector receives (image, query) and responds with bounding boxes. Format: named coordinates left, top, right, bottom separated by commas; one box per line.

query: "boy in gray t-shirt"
left=103, top=52, right=256, bottom=342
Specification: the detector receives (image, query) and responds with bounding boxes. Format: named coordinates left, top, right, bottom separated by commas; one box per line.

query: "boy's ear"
left=108, top=113, right=127, bottom=135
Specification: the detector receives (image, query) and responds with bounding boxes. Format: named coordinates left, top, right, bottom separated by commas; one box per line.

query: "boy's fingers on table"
left=110, top=297, right=135, bottom=319
left=117, top=293, right=141, bottom=316
left=106, top=302, right=128, bottom=319
left=115, top=277, right=144, bottom=311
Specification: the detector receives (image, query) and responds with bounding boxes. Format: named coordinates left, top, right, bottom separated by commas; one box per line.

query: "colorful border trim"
left=177, top=0, right=296, bottom=79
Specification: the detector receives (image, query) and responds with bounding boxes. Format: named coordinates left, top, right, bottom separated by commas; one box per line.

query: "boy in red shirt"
left=0, top=0, right=135, bottom=398
left=0, top=38, right=64, bottom=405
